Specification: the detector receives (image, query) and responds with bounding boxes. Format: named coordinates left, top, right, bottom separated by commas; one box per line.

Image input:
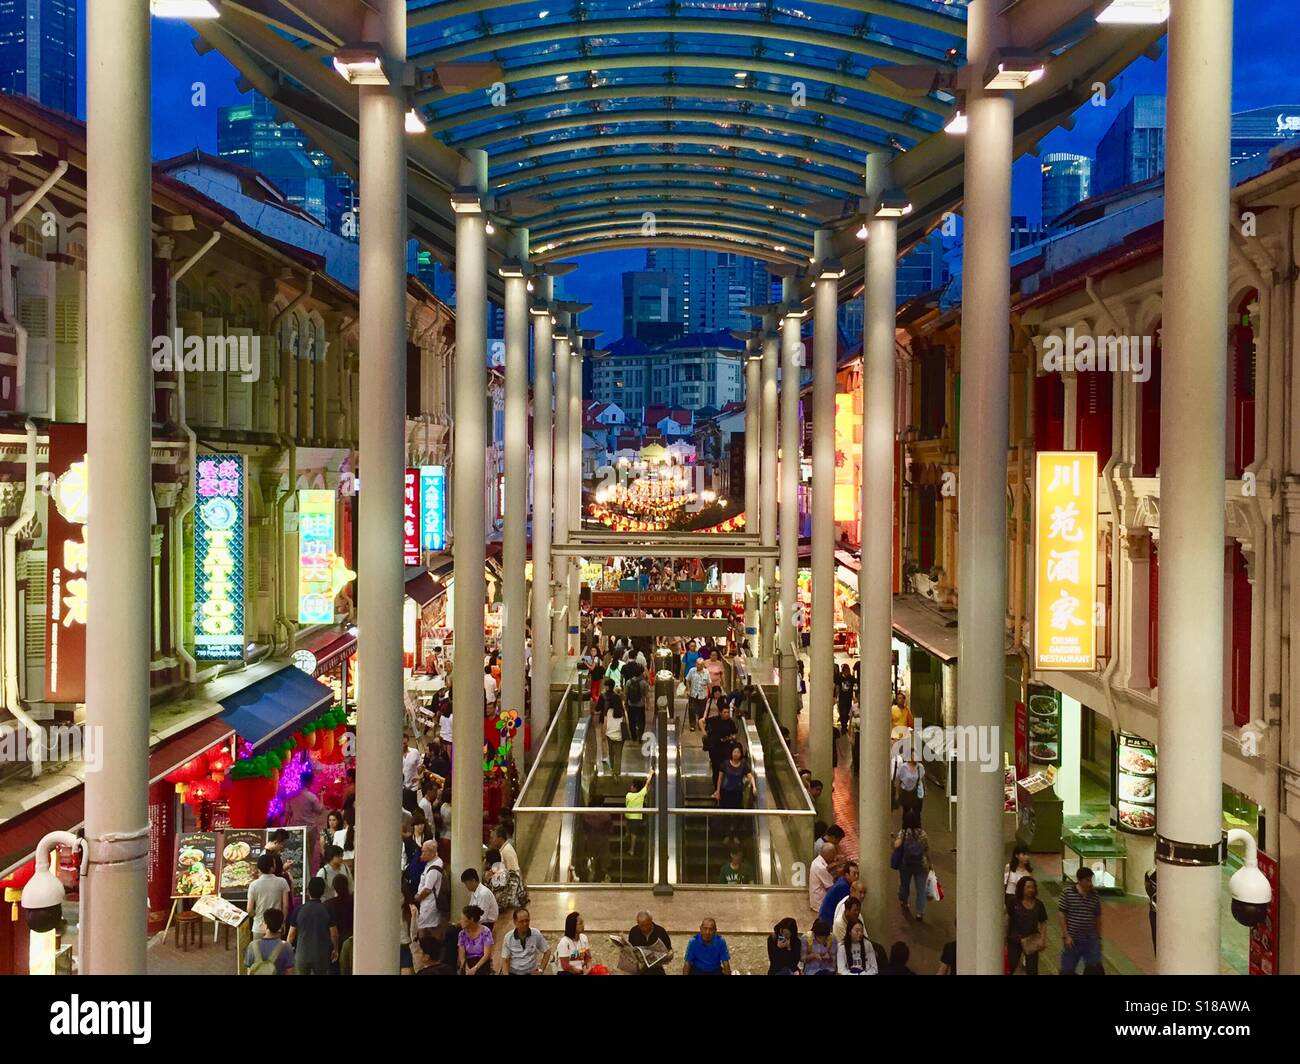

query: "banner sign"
left=590, top=591, right=734, bottom=611
left=298, top=489, right=338, bottom=624
left=404, top=468, right=421, bottom=565
left=1033, top=451, right=1098, bottom=670
left=420, top=465, right=446, bottom=551
left=194, top=453, right=246, bottom=660
left=45, top=423, right=88, bottom=702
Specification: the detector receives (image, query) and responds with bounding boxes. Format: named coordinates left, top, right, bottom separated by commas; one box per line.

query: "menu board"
left=218, top=830, right=264, bottom=896
left=1114, top=731, right=1157, bottom=834
left=1026, top=690, right=1061, bottom=766
left=173, top=832, right=219, bottom=899
left=275, top=829, right=308, bottom=901
left=1003, top=765, right=1019, bottom=813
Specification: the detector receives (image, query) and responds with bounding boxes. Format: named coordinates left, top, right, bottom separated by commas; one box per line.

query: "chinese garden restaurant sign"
left=193, top=454, right=246, bottom=661
left=45, top=424, right=88, bottom=702
left=404, top=467, right=421, bottom=565
left=1034, top=451, right=1098, bottom=671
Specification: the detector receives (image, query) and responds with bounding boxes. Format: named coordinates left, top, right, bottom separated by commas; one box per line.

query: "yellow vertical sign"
left=1034, top=451, right=1098, bottom=670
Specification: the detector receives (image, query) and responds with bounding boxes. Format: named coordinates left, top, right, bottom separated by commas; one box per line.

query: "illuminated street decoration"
left=298, top=489, right=354, bottom=623
left=404, top=468, right=421, bottom=565
left=834, top=392, right=860, bottom=522
left=45, top=424, right=89, bottom=702
left=193, top=453, right=246, bottom=661
left=420, top=465, right=447, bottom=551
left=1033, top=451, right=1098, bottom=670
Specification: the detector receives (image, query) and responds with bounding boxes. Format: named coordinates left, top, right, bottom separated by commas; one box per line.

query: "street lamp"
left=151, top=0, right=221, bottom=16
left=985, top=49, right=1047, bottom=91
left=404, top=108, right=428, bottom=134
left=333, top=44, right=390, bottom=86
left=1096, top=0, right=1168, bottom=24
left=944, top=110, right=968, bottom=135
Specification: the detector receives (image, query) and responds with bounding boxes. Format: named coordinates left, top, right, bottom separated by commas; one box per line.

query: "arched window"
left=305, top=319, right=318, bottom=362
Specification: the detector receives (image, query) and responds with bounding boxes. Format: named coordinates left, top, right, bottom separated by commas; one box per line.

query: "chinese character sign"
left=193, top=454, right=246, bottom=661
left=45, top=424, right=88, bottom=702
left=404, top=468, right=421, bottom=565
left=1034, top=451, right=1098, bottom=670
left=420, top=466, right=446, bottom=551
left=298, top=489, right=339, bottom=624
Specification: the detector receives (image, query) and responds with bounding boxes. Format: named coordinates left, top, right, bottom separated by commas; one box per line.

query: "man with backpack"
left=414, top=839, right=449, bottom=965
left=245, top=908, right=295, bottom=975
left=625, top=669, right=649, bottom=742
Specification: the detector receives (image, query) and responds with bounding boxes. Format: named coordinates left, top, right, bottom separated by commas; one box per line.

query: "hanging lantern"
left=164, top=755, right=209, bottom=785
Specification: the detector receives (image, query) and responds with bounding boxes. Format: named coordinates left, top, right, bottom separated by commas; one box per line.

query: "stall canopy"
left=0, top=716, right=234, bottom=877
left=296, top=626, right=357, bottom=675
left=404, top=565, right=442, bottom=608
left=218, top=666, right=333, bottom=753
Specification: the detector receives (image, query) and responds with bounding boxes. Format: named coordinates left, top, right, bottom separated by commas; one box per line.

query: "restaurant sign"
left=193, top=453, right=246, bottom=660
left=297, top=489, right=348, bottom=624
left=591, top=590, right=734, bottom=611
left=1033, top=451, right=1097, bottom=671
left=45, top=424, right=88, bottom=702
left=404, top=468, right=421, bottom=565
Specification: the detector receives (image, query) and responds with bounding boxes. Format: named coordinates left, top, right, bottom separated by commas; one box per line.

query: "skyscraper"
left=1230, top=104, right=1300, bottom=165
left=0, top=0, right=77, bottom=115
left=644, top=248, right=768, bottom=334
left=1094, top=94, right=1166, bottom=196
left=622, top=270, right=683, bottom=344
left=1041, top=152, right=1092, bottom=228
left=217, top=94, right=357, bottom=237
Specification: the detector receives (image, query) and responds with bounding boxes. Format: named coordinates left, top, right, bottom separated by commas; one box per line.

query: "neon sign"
left=194, top=454, right=246, bottom=660
left=298, top=489, right=354, bottom=624
left=421, top=465, right=446, bottom=551
left=404, top=468, right=421, bottom=565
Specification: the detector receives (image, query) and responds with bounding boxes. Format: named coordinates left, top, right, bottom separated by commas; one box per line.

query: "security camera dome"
left=1228, top=863, right=1272, bottom=928
left=20, top=868, right=66, bottom=933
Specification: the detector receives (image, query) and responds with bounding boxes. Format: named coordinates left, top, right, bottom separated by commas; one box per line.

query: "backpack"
left=902, top=832, right=926, bottom=870
left=247, top=940, right=285, bottom=976
left=427, top=861, right=451, bottom=915
left=627, top=677, right=647, bottom=707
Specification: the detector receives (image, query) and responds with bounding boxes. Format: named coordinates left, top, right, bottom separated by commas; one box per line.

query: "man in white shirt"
left=401, top=737, right=422, bottom=793
left=415, top=842, right=446, bottom=962
left=461, top=868, right=499, bottom=928
left=484, top=667, right=499, bottom=709
left=490, top=822, right=520, bottom=873
left=808, top=841, right=838, bottom=913
left=833, top=880, right=868, bottom=941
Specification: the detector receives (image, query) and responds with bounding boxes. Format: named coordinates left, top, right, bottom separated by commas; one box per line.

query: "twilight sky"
left=69, top=3, right=1300, bottom=341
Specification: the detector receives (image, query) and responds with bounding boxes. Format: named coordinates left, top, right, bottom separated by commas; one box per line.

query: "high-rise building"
left=1041, top=152, right=1092, bottom=228
left=1230, top=104, right=1300, bottom=165
left=644, top=248, right=768, bottom=334
left=1094, top=94, right=1166, bottom=196
left=897, top=232, right=952, bottom=303
left=0, top=0, right=77, bottom=115
left=217, top=95, right=357, bottom=237
left=622, top=270, right=683, bottom=344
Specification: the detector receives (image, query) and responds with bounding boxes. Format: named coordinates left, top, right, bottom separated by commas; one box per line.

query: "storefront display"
left=1113, top=731, right=1157, bottom=835
left=1016, top=768, right=1063, bottom=852
left=1027, top=689, right=1061, bottom=767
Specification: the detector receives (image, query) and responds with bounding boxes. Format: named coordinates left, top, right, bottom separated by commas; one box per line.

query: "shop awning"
left=891, top=594, right=959, bottom=665
left=295, top=626, right=357, bottom=675
left=0, top=717, right=235, bottom=877
left=218, top=665, right=333, bottom=753
left=405, top=566, right=441, bottom=607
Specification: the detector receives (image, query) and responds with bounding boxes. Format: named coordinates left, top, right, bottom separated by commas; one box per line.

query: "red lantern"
left=164, top=755, right=209, bottom=785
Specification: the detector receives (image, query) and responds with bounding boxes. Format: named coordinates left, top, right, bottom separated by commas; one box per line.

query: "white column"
left=759, top=323, right=779, bottom=661
left=530, top=276, right=555, bottom=750
left=1157, top=0, right=1233, bottom=975
left=860, top=199, right=897, bottom=929
left=552, top=321, right=571, bottom=656
left=779, top=284, right=802, bottom=737
left=955, top=0, right=1014, bottom=975
left=451, top=150, right=488, bottom=912
left=811, top=231, right=839, bottom=829
left=567, top=343, right=584, bottom=657
left=352, top=0, right=408, bottom=975
left=744, top=350, right=761, bottom=655
left=81, top=0, right=152, bottom=975
left=501, top=231, right=529, bottom=725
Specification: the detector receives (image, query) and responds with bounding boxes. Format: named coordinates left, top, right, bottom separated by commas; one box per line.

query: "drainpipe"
left=0, top=161, right=69, bottom=415
left=269, top=275, right=313, bottom=654
left=168, top=232, right=221, bottom=684
left=2, top=419, right=44, bottom=774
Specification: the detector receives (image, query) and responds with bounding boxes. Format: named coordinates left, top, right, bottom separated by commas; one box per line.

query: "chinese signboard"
left=590, top=591, right=734, bottom=611
left=1033, top=451, right=1097, bottom=670
left=193, top=453, right=246, bottom=661
left=420, top=465, right=446, bottom=551
left=298, top=489, right=338, bottom=624
left=45, top=423, right=88, bottom=702
left=833, top=392, right=860, bottom=523
left=404, top=468, right=421, bottom=565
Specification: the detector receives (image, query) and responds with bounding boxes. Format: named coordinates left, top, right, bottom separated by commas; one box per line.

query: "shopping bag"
left=926, top=869, right=943, bottom=901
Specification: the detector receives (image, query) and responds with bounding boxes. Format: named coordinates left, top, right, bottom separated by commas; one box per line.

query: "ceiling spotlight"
left=485, top=221, right=496, bottom=235
left=404, top=108, right=427, bottom=134
left=856, top=225, right=869, bottom=239
left=985, top=49, right=1046, bottom=91
left=151, top=0, right=221, bottom=15
left=875, top=189, right=913, bottom=218
left=538, top=8, right=550, bottom=17
left=333, top=44, right=389, bottom=85
left=1096, top=0, right=1169, bottom=23
left=774, top=244, right=787, bottom=252
left=944, top=110, right=968, bottom=135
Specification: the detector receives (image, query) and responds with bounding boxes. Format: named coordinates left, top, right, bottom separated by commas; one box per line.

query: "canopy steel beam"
left=492, top=151, right=862, bottom=197
left=534, top=236, right=804, bottom=267
left=497, top=167, right=836, bottom=205
left=416, top=54, right=951, bottom=116
left=454, top=108, right=904, bottom=156
left=490, top=133, right=867, bottom=178
left=535, top=222, right=813, bottom=254
left=409, top=0, right=968, bottom=39
left=553, top=542, right=777, bottom=559
left=527, top=200, right=815, bottom=237
left=503, top=180, right=815, bottom=220
left=532, top=214, right=814, bottom=248
left=416, top=17, right=951, bottom=70
left=428, top=84, right=935, bottom=142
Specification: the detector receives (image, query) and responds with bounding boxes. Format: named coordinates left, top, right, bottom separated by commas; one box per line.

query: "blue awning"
left=219, top=665, right=334, bottom=752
